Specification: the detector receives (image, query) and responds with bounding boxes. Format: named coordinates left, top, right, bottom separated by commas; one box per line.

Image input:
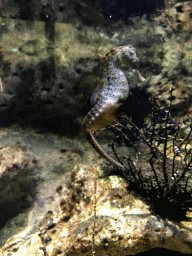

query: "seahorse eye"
left=129, top=51, right=135, bottom=58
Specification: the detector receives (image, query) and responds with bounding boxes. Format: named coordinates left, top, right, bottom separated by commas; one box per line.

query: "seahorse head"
left=116, top=45, right=138, bottom=68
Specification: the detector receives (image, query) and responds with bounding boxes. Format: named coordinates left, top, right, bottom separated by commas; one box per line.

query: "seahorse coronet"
left=82, top=45, right=144, bottom=169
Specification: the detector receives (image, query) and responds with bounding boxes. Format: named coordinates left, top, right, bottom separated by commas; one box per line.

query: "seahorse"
left=82, top=45, right=145, bottom=169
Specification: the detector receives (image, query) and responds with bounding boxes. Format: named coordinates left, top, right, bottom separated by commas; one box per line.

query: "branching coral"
left=108, top=87, right=192, bottom=221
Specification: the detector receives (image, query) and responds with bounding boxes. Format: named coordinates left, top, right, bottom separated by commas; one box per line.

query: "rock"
left=0, top=144, right=38, bottom=231
left=1, top=163, right=192, bottom=255
left=151, top=2, right=192, bottom=115
left=0, top=127, right=84, bottom=244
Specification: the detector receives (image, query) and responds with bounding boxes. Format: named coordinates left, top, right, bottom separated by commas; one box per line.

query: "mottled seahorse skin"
left=82, top=45, right=145, bottom=169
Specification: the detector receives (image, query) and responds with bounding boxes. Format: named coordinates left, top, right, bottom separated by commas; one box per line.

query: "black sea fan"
left=109, top=87, right=192, bottom=221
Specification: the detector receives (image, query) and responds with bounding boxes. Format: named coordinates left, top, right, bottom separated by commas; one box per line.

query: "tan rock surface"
left=1, top=144, right=192, bottom=255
